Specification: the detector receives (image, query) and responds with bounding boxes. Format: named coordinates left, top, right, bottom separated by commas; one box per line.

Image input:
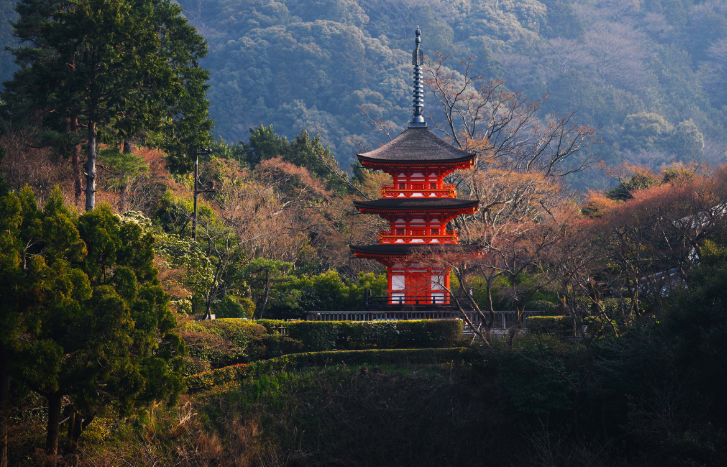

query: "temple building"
left=349, top=27, right=479, bottom=310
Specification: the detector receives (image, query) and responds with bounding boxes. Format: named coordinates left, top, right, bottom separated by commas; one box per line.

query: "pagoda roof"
left=349, top=243, right=478, bottom=256
left=353, top=198, right=479, bottom=212
left=358, top=127, right=475, bottom=163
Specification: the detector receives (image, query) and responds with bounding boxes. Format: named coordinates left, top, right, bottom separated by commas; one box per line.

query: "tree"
left=243, top=258, right=294, bottom=319
left=0, top=187, right=185, bottom=462
left=622, top=112, right=671, bottom=152
left=425, top=55, right=598, bottom=177
left=671, top=120, right=704, bottom=162
left=580, top=166, right=727, bottom=321
left=4, top=0, right=212, bottom=210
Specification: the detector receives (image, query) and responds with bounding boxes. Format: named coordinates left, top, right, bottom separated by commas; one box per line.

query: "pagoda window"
left=398, top=183, right=406, bottom=189
left=430, top=183, right=437, bottom=189
left=396, top=228, right=405, bottom=235
left=432, top=228, right=440, bottom=235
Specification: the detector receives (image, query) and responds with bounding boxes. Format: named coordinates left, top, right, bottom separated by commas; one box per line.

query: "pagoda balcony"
left=377, top=230, right=459, bottom=244
left=380, top=184, right=456, bottom=198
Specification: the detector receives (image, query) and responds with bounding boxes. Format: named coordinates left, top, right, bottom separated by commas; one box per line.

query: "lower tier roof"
left=353, top=198, right=479, bottom=213
left=350, top=243, right=477, bottom=257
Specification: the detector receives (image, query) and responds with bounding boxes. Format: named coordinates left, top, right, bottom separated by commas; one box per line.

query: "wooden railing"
left=377, top=231, right=458, bottom=244
left=366, top=294, right=454, bottom=309
left=380, top=184, right=456, bottom=198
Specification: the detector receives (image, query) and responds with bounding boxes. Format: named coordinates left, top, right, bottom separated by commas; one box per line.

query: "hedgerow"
left=525, top=316, right=574, bottom=336
left=255, top=319, right=463, bottom=351
left=185, top=347, right=472, bottom=393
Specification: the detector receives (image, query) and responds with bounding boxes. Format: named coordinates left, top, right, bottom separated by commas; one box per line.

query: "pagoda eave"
left=350, top=243, right=480, bottom=263
left=353, top=198, right=479, bottom=216
left=358, top=155, right=475, bottom=171
left=355, top=206, right=478, bottom=215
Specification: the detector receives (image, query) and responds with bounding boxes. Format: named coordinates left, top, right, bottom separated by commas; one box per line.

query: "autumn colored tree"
left=586, top=167, right=727, bottom=317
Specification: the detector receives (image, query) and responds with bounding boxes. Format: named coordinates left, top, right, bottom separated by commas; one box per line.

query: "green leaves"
left=0, top=188, right=185, bottom=447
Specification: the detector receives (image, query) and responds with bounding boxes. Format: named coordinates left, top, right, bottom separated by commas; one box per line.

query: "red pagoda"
left=350, top=27, right=479, bottom=309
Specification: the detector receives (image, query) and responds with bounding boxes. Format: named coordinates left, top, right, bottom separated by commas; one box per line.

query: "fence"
left=305, top=310, right=545, bottom=329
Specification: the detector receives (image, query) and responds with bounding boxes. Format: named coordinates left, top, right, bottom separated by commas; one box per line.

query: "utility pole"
left=192, top=148, right=214, bottom=241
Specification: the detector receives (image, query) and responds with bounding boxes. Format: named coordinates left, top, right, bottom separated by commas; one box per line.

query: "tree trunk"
left=205, top=294, right=213, bottom=320
left=257, top=271, right=271, bottom=319
left=122, top=138, right=134, bottom=154
left=0, top=347, right=9, bottom=467
left=69, top=411, right=93, bottom=452
left=84, top=122, right=97, bottom=212
left=66, top=406, right=75, bottom=447
left=70, top=117, right=82, bottom=207
left=45, top=393, right=63, bottom=460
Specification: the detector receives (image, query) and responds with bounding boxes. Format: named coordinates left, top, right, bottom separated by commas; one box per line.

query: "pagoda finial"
left=409, top=26, right=427, bottom=128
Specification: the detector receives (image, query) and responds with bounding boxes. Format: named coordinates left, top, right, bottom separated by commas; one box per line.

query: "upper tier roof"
left=357, top=127, right=475, bottom=163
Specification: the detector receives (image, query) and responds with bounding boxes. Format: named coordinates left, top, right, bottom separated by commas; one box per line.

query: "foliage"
left=256, top=319, right=463, bottom=352
left=179, top=319, right=268, bottom=371
left=525, top=315, right=574, bottom=336
left=2, top=0, right=212, bottom=209
left=136, top=0, right=727, bottom=190
left=266, top=270, right=387, bottom=318
left=185, top=347, right=472, bottom=393
left=0, top=187, right=185, bottom=456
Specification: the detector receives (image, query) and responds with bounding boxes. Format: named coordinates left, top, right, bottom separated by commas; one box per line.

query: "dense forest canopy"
left=141, top=0, right=727, bottom=187
left=2, top=0, right=725, bottom=188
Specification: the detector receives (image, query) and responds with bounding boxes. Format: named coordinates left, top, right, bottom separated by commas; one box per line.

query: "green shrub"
left=186, top=363, right=249, bottom=392
left=525, top=316, right=574, bottom=335
left=185, top=347, right=473, bottom=393
left=179, top=319, right=267, bottom=369
left=256, top=319, right=463, bottom=351
left=527, top=299, right=560, bottom=315
left=260, top=334, right=305, bottom=358
left=215, top=295, right=256, bottom=318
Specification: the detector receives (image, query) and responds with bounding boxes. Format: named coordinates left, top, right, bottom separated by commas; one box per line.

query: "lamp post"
left=192, top=148, right=214, bottom=241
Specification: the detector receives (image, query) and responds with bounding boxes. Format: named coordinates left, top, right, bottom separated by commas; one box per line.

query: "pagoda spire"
left=409, top=26, right=427, bottom=128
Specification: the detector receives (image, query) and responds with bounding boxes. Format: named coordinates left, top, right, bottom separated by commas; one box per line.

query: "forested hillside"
left=172, top=0, right=727, bottom=187
left=2, top=0, right=725, bottom=188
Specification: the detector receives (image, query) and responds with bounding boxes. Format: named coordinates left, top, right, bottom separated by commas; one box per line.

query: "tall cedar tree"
left=0, top=188, right=185, bottom=462
left=3, top=0, right=212, bottom=210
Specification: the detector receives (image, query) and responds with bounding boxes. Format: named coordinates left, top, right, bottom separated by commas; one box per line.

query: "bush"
left=256, top=319, right=463, bottom=351
left=185, top=347, right=473, bottom=393
left=214, top=295, right=256, bottom=319
left=526, top=316, right=574, bottom=336
left=186, top=363, right=250, bottom=392
left=179, top=319, right=267, bottom=370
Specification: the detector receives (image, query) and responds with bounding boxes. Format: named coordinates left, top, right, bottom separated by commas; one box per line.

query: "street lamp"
left=192, top=148, right=214, bottom=241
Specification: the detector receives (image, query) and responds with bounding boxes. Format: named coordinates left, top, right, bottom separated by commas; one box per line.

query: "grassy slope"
left=77, top=364, right=514, bottom=467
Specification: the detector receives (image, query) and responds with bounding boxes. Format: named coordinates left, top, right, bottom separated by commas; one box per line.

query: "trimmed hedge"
left=186, top=347, right=473, bottom=393
left=256, top=319, right=463, bottom=352
left=525, top=315, right=620, bottom=337
left=525, top=316, right=574, bottom=335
